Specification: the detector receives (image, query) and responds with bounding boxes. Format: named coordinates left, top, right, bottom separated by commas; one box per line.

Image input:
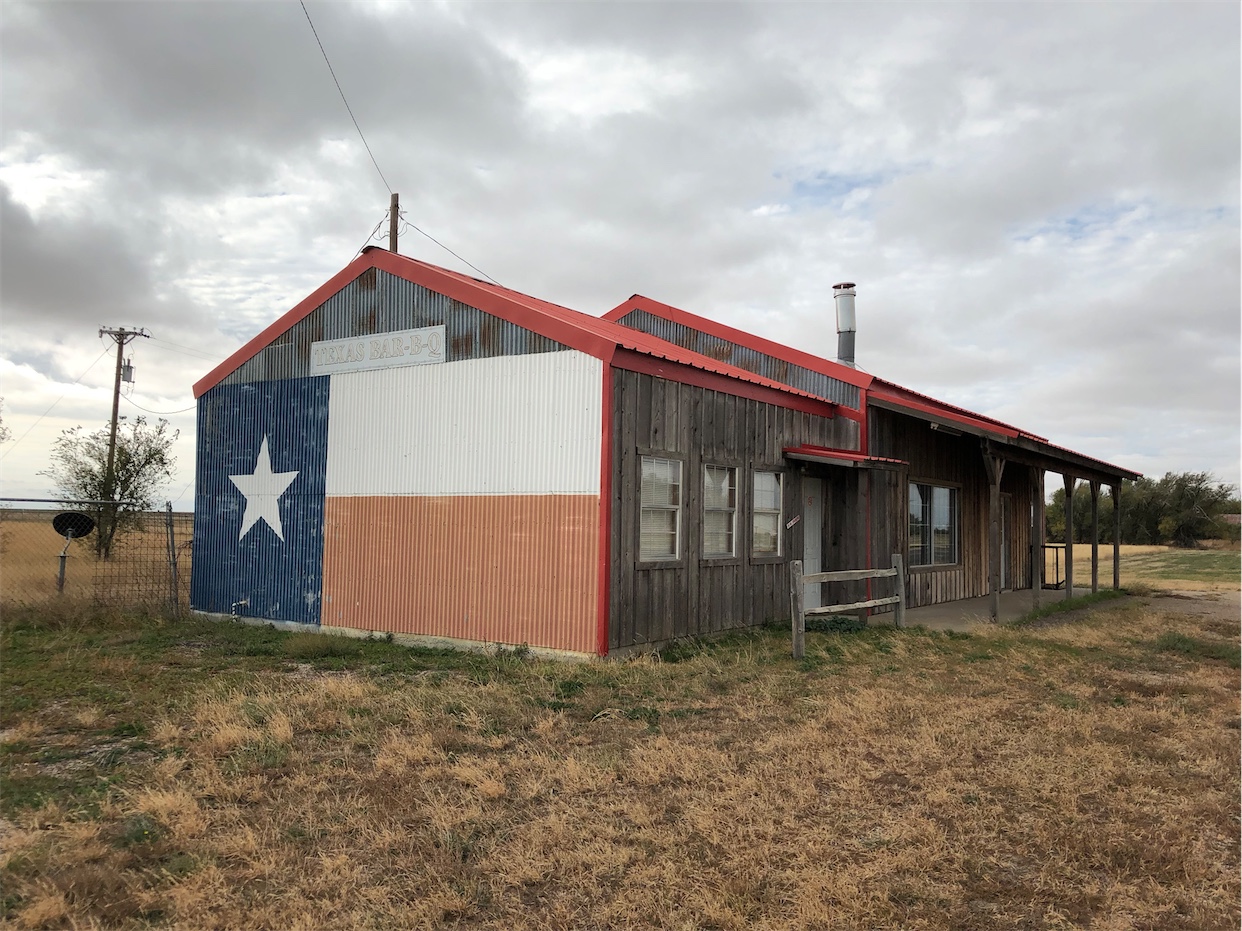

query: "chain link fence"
left=0, top=500, right=192, bottom=612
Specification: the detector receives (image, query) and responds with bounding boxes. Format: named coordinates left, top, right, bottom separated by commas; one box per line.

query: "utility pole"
left=98, top=326, right=149, bottom=507
left=389, top=192, right=399, bottom=253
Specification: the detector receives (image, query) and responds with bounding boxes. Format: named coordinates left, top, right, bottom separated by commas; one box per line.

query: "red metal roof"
left=605, top=295, right=873, bottom=390
left=193, top=249, right=836, bottom=411
left=608, top=294, right=1141, bottom=479
left=606, top=294, right=1041, bottom=439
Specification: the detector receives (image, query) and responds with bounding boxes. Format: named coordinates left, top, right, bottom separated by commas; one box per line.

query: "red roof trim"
left=783, top=445, right=907, bottom=468
left=195, top=250, right=842, bottom=411
left=605, top=295, right=874, bottom=391
left=614, top=349, right=839, bottom=419
left=606, top=294, right=1053, bottom=443
left=867, top=378, right=1044, bottom=442
left=193, top=254, right=375, bottom=398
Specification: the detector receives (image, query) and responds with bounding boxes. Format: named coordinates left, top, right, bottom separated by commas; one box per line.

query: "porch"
left=898, top=587, right=1099, bottom=632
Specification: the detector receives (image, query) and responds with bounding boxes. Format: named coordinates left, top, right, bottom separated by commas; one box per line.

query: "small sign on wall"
left=310, top=325, right=446, bottom=375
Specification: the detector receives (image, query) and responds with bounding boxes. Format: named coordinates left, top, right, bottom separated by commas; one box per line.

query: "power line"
left=297, top=3, right=501, bottom=287
left=399, top=209, right=501, bottom=285
left=147, top=336, right=222, bottom=362
left=0, top=347, right=112, bottom=461
left=353, top=214, right=388, bottom=259
left=120, top=395, right=196, bottom=416
left=299, top=1, right=392, bottom=195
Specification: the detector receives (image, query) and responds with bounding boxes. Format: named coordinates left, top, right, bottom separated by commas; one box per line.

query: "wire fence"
left=0, top=500, right=192, bottom=612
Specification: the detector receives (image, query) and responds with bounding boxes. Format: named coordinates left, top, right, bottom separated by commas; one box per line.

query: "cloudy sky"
left=1, top=1, right=1238, bottom=507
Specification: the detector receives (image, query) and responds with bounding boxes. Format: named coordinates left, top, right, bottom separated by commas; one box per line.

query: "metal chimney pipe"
left=833, top=282, right=857, bottom=368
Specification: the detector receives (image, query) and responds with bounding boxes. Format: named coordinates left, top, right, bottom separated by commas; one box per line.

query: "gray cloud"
left=0, top=0, right=1237, bottom=497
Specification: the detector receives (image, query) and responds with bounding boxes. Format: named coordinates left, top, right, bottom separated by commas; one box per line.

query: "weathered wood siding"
left=869, top=408, right=1034, bottom=608
left=609, top=370, right=859, bottom=651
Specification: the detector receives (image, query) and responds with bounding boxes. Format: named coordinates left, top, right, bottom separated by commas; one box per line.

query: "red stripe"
left=859, top=387, right=869, bottom=456
left=596, top=363, right=613, bottom=656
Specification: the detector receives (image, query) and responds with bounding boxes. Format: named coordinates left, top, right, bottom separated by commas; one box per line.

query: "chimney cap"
left=832, top=282, right=856, bottom=291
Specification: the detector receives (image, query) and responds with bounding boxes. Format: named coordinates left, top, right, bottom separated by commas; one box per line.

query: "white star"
left=228, top=435, right=299, bottom=542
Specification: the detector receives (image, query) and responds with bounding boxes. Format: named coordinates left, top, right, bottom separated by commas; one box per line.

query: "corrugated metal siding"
left=616, top=309, right=861, bottom=408
left=192, top=376, right=330, bottom=624
left=321, top=495, right=598, bottom=652
left=221, top=269, right=568, bottom=386
left=326, top=352, right=602, bottom=496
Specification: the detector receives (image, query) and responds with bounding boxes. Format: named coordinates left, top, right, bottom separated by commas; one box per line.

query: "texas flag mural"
left=191, top=350, right=604, bottom=652
left=192, top=376, right=330, bottom=625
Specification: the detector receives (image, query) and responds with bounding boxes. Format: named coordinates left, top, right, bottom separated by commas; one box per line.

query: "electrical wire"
left=147, top=336, right=222, bottom=363
left=353, top=214, right=388, bottom=259
left=298, top=4, right=502, bottom=286
left=120, top=395, right=196, bottom=416
left=299, top=0, right=392, bottom=195
left=0, top=347, right=112, bottom=461
left=402, top=213, right=501, bottom=285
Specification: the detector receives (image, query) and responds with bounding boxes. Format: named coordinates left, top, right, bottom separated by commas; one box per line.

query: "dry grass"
left=2, top=597, right=1239, bottom=930
left=0, top=510, right=191, bottom=606
left=1044, top=543, right=1241, bottom=592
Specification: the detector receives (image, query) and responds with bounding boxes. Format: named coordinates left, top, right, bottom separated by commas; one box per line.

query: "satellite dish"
left=53, top=512, right=96, bottom=540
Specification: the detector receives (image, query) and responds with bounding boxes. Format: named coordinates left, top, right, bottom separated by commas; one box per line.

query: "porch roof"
left=783, top=444, right=907, bottom=470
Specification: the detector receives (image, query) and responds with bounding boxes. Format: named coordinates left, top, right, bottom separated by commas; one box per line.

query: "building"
left=191, top=248, right=1139, bottom=658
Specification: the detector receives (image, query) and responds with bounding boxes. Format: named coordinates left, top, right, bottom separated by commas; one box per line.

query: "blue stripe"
left=192, top=376, right=329, bottom=624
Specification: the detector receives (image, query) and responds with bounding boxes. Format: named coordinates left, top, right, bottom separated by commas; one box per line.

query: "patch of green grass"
left=553, top=678, right=585, bottom=700
left=284, top=632, right=366, bottom=660
left=115, top=813, right=161, bottom=848
left=805, top=614, right=866, bottom=634
left=1153, top=632, right=1241, bottom=668
left=1013, top=589, right=1126, bottom=626
left=1126, top=548, right=1241, bottom=584
left=0, top=771, right=111, bottom=817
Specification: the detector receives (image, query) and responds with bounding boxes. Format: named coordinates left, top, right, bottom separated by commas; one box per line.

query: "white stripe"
left=326, top=351, right=602, bottom=496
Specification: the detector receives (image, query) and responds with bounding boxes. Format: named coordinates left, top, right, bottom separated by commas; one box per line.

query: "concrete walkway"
left=898, top=587, right=1100, bottom=632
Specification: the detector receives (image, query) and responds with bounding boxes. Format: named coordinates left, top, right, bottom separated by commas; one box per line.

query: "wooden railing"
left=789, top=555, right=907, bottom=658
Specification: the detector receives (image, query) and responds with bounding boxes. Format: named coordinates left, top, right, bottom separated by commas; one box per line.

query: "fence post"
left=165, top=501, right=179, bottom=613
left=891, top=553, right=906, bottom=628
left=790, top=559, right=805, bottom=659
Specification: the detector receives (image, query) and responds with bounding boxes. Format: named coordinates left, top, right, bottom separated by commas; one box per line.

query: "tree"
left=0, top=397, right=10, bottom=444
left=1046, top=471, right=1236, bottom=547
left=1156, top=472, right=1235, bottom=547
left=40, top=416, right=178, bottom=558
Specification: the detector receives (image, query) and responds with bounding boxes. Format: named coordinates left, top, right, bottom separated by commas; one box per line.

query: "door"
left=803, top=477, right=824, bottom=610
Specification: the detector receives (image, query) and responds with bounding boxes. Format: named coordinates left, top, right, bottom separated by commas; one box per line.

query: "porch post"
left=1063, top=474, right=1075, bottom=600
left=983, top=445, right=1005, bottom=621
left=1089, top=480, right=1100, bottom=594
left=1030, top=467, right=1043, bottom=609
left=1112, top=482, right=1121, bottom=590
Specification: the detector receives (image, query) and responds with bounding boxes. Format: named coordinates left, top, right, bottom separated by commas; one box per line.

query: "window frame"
left=907, top=479, right=961, bottom=569
left=749, top=466, right=786, bottom=563
left=700, top=462, right=741, bottom=565
left=636, top=450, right=685, bottom=569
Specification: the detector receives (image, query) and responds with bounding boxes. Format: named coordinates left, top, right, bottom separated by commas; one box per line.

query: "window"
left=909, top=483, right=958, bottom=566
left=752, top=471, right=782, bottom=556
left=641, top=457, right=682, bottom=561
left=703, top=465, right=737, bottom=557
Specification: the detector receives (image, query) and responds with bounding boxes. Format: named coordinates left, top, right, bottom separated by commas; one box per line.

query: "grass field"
left=2, top=596, right=1238, bottom=930
left=0, top=511, right=192, bottom=606
left=1044, top=542, right=1240, bottom=593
